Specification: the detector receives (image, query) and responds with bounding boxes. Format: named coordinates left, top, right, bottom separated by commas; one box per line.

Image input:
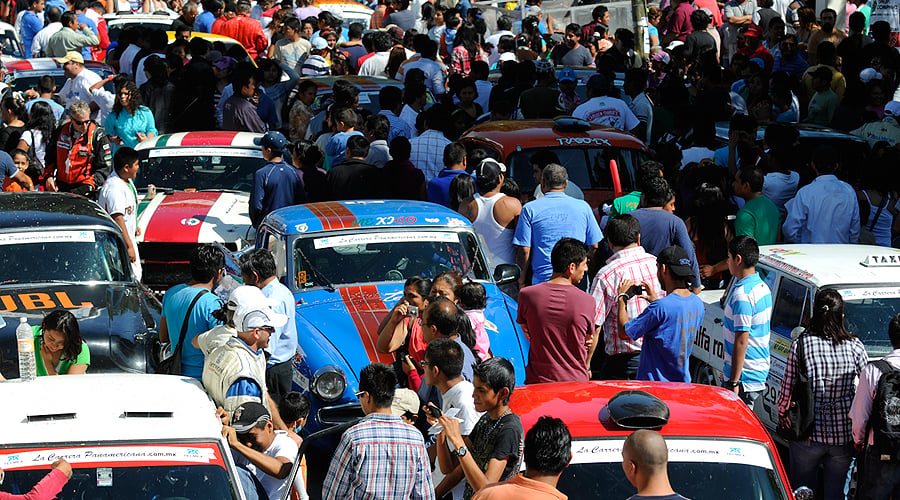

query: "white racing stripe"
left=196, top=192, right=253, bottom=245
left=135, top=193, right=166, bottom=243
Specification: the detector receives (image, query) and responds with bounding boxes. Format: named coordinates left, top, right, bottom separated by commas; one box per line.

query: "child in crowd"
left=278, top=392, right=310, bottom=500
left=3, top=149, right=30, bottom=191
left=458, top=281, right=491, bottom=361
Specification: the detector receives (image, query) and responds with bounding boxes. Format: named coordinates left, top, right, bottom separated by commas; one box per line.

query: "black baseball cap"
left=231, top=402, right=270, bottom=433
left=657, top=246, right=694, bottom=278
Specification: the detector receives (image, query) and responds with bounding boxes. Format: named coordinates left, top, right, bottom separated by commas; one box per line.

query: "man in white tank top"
left=458, top=158, right=522, bottom=272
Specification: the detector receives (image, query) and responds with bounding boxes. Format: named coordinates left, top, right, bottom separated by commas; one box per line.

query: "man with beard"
left=806, top=8, right=844, bottom=64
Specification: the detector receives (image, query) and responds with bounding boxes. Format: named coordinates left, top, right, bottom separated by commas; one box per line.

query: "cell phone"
left=427, top=404, right=442, bottom=419
left=407, top=305, right=419, bottom=316
left=627, top=285, right=645, bottom=297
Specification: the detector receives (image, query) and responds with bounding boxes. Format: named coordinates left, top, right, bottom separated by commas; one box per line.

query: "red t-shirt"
left=517, top=282, right=595, bottom=384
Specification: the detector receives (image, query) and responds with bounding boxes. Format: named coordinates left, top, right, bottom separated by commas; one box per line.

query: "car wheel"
left=690, top=359, right=716, bottom=386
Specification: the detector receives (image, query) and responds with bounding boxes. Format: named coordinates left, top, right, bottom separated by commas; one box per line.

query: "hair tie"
left=821, top=304, right=830, bottom=312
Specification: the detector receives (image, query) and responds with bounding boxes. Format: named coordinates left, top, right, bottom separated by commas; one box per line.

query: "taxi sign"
left=862, top=254, right=900, bottom=267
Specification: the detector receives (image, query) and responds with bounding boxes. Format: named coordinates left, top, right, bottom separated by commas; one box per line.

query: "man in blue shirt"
left=250, top=131, right=305, bottom=227
left=513, top=163, right=602, bottom=287
left=160, top=244, right=225, bottom=379
left=21, top=0, right=45, bottom=58
left=194, top=0, right=221, bottom=32
left=617, top=246, right=704, bottom=383
left=239, top=249, right=298, bottom=405
left=426, top=142, right=470, bottom=208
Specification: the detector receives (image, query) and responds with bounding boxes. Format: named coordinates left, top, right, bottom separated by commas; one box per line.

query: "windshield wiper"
left=295, top=248, right=335, bottom=293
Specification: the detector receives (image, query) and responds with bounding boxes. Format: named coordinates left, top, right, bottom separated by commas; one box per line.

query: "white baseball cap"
left=233, top=300, right=288, bottom=332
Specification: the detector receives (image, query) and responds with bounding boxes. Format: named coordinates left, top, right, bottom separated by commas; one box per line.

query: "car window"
left=771, top=276, right=811, bottom=337
left=839, top=288, right=900, bottom=358
left=0, top=30, right=22, bottom=58
left=136, top=149, right=266, bottom=191
left=587, top=147, right=642, bottom=192
left=507, top=148, right=589, bottom=195
left=266, top=232, right=287, bottom=279
left=0, top=230, right=131, bottom=283
left=757, top=266, right=777, bottom=293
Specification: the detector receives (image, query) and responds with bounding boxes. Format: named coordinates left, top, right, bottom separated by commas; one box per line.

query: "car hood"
left=295, top=282, right=528, bottom=385
left=137, top=191, right=251, bottom=244
left=0, top=283, right=160, bottom=377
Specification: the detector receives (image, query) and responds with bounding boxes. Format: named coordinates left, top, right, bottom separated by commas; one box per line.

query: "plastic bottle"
left=16, top=317, right=36, bottom=381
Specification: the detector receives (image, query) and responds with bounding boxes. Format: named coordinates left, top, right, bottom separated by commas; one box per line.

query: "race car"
left=511, top=381, right=799, bottom=499
left=691, top=244, right=900, bottom=435
left=134, top=131, right=264, bottom=292
left=0, top=192, right=161, bottom=378
left=0, top=58, right=116, bottom=101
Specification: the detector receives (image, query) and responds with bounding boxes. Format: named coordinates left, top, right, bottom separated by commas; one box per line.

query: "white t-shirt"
left=233, top=430, right=306, bottom=500
left=358, top=51, right=391, bottom=77
left=20, top=129, right=45, bottom=166
left=119, top=43, right=142, bottom=76
left=436, top=380, right=482, bottom=500
left=626, top=92, right=653, bottom=145
left=59, top=68, right=114, bottom=122
left=98, top=170, right=141, bottom=280
left=572, top=96, right=640, bottom=131
left=273, top=38, right=311, bottom=71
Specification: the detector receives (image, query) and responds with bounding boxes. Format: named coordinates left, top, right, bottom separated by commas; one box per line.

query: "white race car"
left=134, top=132, right=265, bottom=292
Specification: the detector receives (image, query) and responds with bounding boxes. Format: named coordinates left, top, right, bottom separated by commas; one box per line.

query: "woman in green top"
left=33, top=310, right=90, bottom=376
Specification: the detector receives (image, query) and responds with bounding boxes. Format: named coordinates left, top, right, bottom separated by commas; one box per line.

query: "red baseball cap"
left=744, top=24, right=763, bottom=38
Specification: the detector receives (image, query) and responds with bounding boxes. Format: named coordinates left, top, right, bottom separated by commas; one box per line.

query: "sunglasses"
left=355, top=390, right=366, bottom=398
left=72, top=118, right=90, bottom=125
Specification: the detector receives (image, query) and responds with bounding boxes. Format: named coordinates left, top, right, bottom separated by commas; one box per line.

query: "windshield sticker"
left=97, top=467, right=113, bottom=487
left=148, top=148, right=262, bottom=159
left=0, top=444, right=225, bottom=470
left=839, top=288, right=900, bottom=300
left=313, top=232, right=459, bottom=249
left=570, top=439, right=774, bottom=470
left=556, top=137, right=612, bottom=147
left=0, top=292, right=94, bottom=313
left=351, top=216, right=419, bottom=227
left=446, top=217, right=467, bottom=227
left=0, top=231, right=95, bottom=246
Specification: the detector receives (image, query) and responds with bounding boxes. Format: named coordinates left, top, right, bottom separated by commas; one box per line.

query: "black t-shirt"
left=684, top=31, right=717, bottom=62
left=463, top=412, right=524, bottom=500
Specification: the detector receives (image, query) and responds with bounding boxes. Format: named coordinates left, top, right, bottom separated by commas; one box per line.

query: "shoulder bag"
left=777, top=333, right=816, bottom=441
left=155, top=289, right=209, bottom=375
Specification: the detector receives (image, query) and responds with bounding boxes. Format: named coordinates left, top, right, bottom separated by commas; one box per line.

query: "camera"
left=427, top=405, right=442, bottom=419
left=627, top=285, right=645, bottom=298
left=407, top=305, right=419, bottom=316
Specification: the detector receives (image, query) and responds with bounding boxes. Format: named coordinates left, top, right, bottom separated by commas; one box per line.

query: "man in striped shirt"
left=723, top=235, right=773, bottom=406
left=589, top=215, right=662, bottom=380
left=323, top=363, right=435, bottom=500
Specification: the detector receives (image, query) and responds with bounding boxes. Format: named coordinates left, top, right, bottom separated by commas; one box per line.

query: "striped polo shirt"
left=723, top=272, right=773, bottom=392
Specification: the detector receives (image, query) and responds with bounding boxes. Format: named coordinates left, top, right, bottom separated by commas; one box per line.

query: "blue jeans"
left=789, top=440, right=854, bottom=500
left=859, top=446, right=900, bottom=500
left=600, top=352, right=640, bottom=380
left=236, top=465, right=264, bottom=500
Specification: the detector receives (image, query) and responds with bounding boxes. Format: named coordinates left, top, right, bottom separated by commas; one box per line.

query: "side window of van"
left=588, top=148, right=644, bottom=192
left=771, top=277, right=811, bottom=337
left=507, top=148, right=590, bottom=195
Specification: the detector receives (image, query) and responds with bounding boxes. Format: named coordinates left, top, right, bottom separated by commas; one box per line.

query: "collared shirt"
left=783, top=174, right=860, bottom=244
left=851, top=349, right=900, bottom=445
left=46, top=26, right=99, bottom=58
left=323, top=413, right=435, bottom=500
left=723, top=273, right=772, bottom=392
left=261, top=279, right=298, bottom=366
left=410, top=129, right=451, bottom=182
left=590, top=246, right=662, bottom=356
left=777, top=333, right=868, bottom=445
left=31, top=21, right=61, bottom=57
left=378, top=109, right=416, bottom=142
left=250, top=160, right=306, bottom=227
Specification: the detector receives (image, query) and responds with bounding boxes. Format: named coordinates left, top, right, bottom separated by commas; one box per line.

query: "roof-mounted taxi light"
left=861, top=254, right=900, bottom=267
left=603, top=390, right=670, bottom=430
left=553, top=116, right=592, bottom=133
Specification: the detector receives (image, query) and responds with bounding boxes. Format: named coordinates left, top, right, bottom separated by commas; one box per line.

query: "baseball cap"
left=527, top=5, right=541, bottom=15
left=391, top=388, right=420, bottom=417
left=657, top=246, right=694, bottom=278
left=58, top=51, right=84, bottom=65
left=744, top=24, right=763, bottom=38
left=226, top=285, right=268, bottom=311
left=311, top=37, right=328, bottom=50
left=231, top=402, right=271, bottom=433
left=533, top=59, right=553, bottom=75
left=557, top=67, right=577, bottom=82
left=885, top=100, right=900, bottom=117
left=860, top=67, right=883, bottom=83
left=206, top=50, right=224, bottom=64
left=253, top=131, right=287, bottom=153
left=233, top=300, right=288, bottom=332
left=214, top=56, right=235, bottom=70
left=476, top=158, right=506, bottom=184
left=586, top=73, right=608, bottom=91
left=651, top=51, right=671, bottom=65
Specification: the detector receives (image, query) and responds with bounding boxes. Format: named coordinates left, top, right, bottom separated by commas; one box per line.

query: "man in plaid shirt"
left=323, top=363, right=435, bottom=499
left=589, top=215, right=663, bottom=380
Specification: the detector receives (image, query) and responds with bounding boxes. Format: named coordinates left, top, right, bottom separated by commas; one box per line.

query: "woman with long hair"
left=795, top=6, right=818, bottom=49
left=450, top=22, right=486, bottom=77
left=777, top=290, right=868, bottom=500
left=385, top=45, right=409, bottom=79
left=0, top=95, right=27, bottom=153
left=16, top=100, right=55, bottom=178
left=684, top=180, right=735, bottom=289
left=415, top=1, right=436, bottom=35
left=35, top=309, right=91, bottom=376
left=519, top=15, right=545, bottom=54
left=103, top=79, right=157, bottom=150
left=648, top=6, right=662, bottom=53
left=375, top=276, right=434, bottom=388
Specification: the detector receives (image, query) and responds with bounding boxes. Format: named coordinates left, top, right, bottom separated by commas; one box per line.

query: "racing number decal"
left=0, top=292, right=93, bottom=312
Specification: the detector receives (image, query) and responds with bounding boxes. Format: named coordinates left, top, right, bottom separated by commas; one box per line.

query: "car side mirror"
left=493, top=264, right=520, bottom=286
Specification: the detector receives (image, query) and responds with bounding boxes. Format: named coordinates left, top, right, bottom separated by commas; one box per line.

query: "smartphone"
left=427, top=404, right=442, bottom=419
left=407, top=305, right=419, bottom=316
left=627, top=285, right=645, bottom=297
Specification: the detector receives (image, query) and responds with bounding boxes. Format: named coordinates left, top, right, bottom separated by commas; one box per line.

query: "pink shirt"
left=465, top=309, right=491, bottom=361
left=0, top=468, right=69, bottom=500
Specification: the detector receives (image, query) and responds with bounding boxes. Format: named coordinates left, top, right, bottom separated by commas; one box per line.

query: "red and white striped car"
left=134, top=131, right=265, bottom=292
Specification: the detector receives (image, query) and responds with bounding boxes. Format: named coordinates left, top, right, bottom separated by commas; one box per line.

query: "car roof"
left=0, top=375, right=221, bottom=445
left=305, top=75, right=403, bottom=93
left=2, top=57, right=112, bottom=73
left=0, top=192, right=119, bottom=232
left=714, top=121, right=869, bottom=144
left=105, top=14, right=174, bottom=24
left=759, top=244, right=900, bottom=288
left=136, top=131, right=263, bottom=150
left=461, top=119, right=648, bottom=159
left=511, top=381, right=773, bottom=443
left=265, top=200, right=473, bottom=235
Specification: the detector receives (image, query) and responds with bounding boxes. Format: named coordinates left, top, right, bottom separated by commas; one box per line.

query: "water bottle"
left=16, top=318, right=36, bottom=382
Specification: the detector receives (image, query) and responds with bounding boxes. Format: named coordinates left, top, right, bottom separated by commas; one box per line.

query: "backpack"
left=868, top=360, right=900, bottom=463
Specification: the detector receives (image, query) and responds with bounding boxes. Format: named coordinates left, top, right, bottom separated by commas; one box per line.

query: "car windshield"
left=136, top=148, right=266, bottom=192
left=840, top=288, right=900, bottom=358
left=0, top=444, right=236, bottom=499
left=505, top=146, right=646, bottom=196
left=6, top=71, right=115, bottom=93
left=292, top=230, right=490, bottom=289
left=0, top=31, right=22, bottom=57
left=0, top=229, right=130, bottom=284
left=561, top=438, right=790, bottom=500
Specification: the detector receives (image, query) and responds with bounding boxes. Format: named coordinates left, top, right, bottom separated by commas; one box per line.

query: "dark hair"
left=279, top=392, right=310, bottom=422
left=550, top=237, right=588, bottom=274
left=348, top=21, right=364, bottom=39
left=636, top=160, right=662, bottom=191
left=1, top=96, right=25, bottom=120
left=405, top=275, right=432, bottom=298
left=291, top=140, right=323, bottom=169
left=728, top=235, right=759, bottom=268
left=47, top=6, right=62, bottom=22
left=11, top=148, right=27, bottom=161
left=889, top=314, right=900, bottom=348
left=403, top=82, right=427, bottom=105
left=114, top=146, right=139, bottom=173
left=455, top=23, right=480, bottom=60
left=564, top=22, right=581, bottom=35
left=449, top=173, right=475, bottom=212
left=425, top=296, right=458, bottom=336
left=812, top=145, right=838, bottom=174
left=371, top=30, right=393, bottom=52
left=379, top=86, right=403, bottom=111
left=366, top=114, right=390, bottom=141
left=457, top=281, right=487, bottom=310
left=473, top=357, right=515, bottom=405
left=26, top=100, right=56, bottom=140
left=239, top=248, right=277, bottom=281
left=497, top=14, right=512, bottom=31
left=530, top=150, right=560, bottom=170
left=41, top=309, right=83, bottom=361
left=808, top=289, right=853, bottom=344
left=737, top=165, right=764, bottom=192
left=606, top=214, right=640, bottom=247
left=190, top=244, right=225, bottom=283
left=358, top=363, right=396, bottom=408
left=332, top=79, right=360, bottom=106
left=642, top=176, right=674, bottom=208
left=60, top=10, right=77, bottom=26
left=592, top=5, right=608, bottom=21
left=389, top=136, right=411, bottom=161
left=425, top=337, right=464, bottom=379
left=433, top=271, right=463, bottom=298
left=443, top=142, right=466, bottom=168
left=346, top=134, right=369, bottom=158
left=524, top=416, right=571, bottom=474
left=333, top=106, right=358, bottom=129
left=112, top=79, right=142, bottom=115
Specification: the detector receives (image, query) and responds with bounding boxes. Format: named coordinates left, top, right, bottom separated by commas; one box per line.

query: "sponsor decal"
left=142, top=192, right=222, bottom=243
left=181, top=218, right=201, bottom=226
left=556, top=137, right=612, bottom=147
left=0, top=231, right=95, bottom=245
left=295, top=223, right=308, bottom=233
left=0, top=444, right=225, bottom=470
left=0, top=292, right=93, bottom=312
left=306, top=202, right=358, bottom=230
left=570, top=439, right=773, bottom=469
left=446, top=217, right=467, bottom=227
left=839, top=287, right=900, bottom=300
left=313, top=232, right=459, bottom=249
left=350, top=216, right=419, bottom=227
left=148, top=147, right=262, bottom=159
left=339, top=285, right=395, bottom=365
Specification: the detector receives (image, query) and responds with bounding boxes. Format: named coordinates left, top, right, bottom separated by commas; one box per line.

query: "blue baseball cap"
left=254, top=131, right=287, bottom=153
left=558, top=67, right=577, bottom=83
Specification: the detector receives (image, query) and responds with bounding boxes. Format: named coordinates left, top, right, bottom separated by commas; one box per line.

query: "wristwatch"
left=452, top=445, right=468, bottom=457
left=726, top=380, right=740, bottom=389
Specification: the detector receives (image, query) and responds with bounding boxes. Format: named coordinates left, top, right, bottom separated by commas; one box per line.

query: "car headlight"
left=312, top=366, right=346, bottom=402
